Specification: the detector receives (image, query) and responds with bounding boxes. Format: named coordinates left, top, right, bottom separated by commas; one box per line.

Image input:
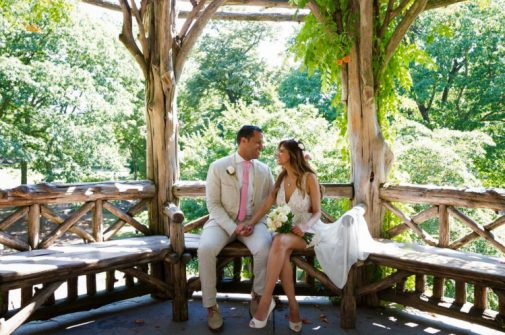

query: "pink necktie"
left=238, top=161, right=252, bottom=222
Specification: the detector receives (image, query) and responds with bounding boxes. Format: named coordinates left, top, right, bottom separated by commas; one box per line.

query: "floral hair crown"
left=292, top=138, right=305, bottom=151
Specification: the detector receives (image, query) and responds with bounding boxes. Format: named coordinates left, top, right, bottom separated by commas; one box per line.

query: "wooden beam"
left=103, top=201, right=151, bottom=236
left=380, top=184, right=505, bottom=210
left=0, top=281, right=64, bottom=335
left=0, top=230, right=30, bottom=251
left=103, top=199, right=149, bottom=240
left=386, top=205, right=438, bottom=238
left=173, top=181, right=353, bottom=199
left=119, top=267, right=172, bottom=294
left=450, top=214, right=505, bottom=250
left=40, top=205, right=95, bottom=242
left=39, top=202, right=95, bottom=249
left=356, top=270, right=411, bottom=297
left=0, top=207, right=28, bottom=230
left=82, top=0, right=296, bottom=11
left=184, top=215, right=209, bottom=233
left=83, top=0, right=467, bottom=13
left=291, top=256, right=341, bottom=295
left=0, top=181, right=155, bottom=207
left=383, top=201, right=437, bottom=246
left=448, top=207, right=505, bottom=254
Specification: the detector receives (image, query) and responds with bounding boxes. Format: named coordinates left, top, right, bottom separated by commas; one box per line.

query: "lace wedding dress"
left=276, top=176, right=377, bottom=289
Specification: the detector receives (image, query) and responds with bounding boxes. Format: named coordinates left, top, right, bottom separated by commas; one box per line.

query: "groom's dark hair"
left=236, top=125, right=262, bottom=145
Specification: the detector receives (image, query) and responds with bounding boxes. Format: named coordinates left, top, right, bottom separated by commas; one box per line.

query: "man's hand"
left=235, top=223, right=254, bottom=236
left=242, top=223, right=253, bottom=236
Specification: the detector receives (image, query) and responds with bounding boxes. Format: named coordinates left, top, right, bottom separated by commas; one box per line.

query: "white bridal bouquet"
left=266, top=205, right=313, bottom=244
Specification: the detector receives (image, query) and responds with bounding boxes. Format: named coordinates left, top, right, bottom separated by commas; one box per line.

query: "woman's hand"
left=291, top=225, right=305, bottom=237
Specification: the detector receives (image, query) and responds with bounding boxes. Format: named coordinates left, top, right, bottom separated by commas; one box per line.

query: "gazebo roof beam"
left=182, top=11, right=306, bottom=22
left=83, top=0, right=468, bottom=12
left=82, top=0, right=305, bottom=22
left=82, top=0, right=295, bottom=11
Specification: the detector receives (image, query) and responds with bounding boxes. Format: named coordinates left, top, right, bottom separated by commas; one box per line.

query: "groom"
left=198, top=125, right=274, bottom=330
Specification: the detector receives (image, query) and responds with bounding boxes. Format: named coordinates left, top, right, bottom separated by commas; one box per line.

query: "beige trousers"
left=198, top=223, right=272, bottom=308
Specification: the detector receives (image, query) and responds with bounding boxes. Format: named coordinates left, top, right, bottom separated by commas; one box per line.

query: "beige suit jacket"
left=205, top=153, right=274, bottom=236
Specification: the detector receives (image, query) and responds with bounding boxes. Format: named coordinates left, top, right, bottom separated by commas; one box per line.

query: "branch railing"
left=2, top=180, right=505, bottom=326
left=0, top=181, right=156, bottom=317
left=0, top=181, right=155, bottom=251
left=379, top=183, right=505, bottom=323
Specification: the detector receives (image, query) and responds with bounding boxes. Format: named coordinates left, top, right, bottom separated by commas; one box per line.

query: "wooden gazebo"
left=1, top=0, right=505, bottom=334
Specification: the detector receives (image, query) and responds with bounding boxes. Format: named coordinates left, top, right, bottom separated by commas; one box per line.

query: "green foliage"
left=405, top=1, right=505, bottom=186
left=290, top=13, right=351, bottom=98
left=392, top=118, right=494, bottom=187
left=181, top=98, right=348, bottom=184
left=278, top=68, right=340, bottom=122
left=178, top=21, right=276, bottom=134
left=0, top=3, right=145, bottom=182
left=0, top=0, right=72, bottom=29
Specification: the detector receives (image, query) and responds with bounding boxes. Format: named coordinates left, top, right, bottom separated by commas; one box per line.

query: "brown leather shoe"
left=207, top=304, right=223, bottom=331
left=249, top=292, right=261, bottom=317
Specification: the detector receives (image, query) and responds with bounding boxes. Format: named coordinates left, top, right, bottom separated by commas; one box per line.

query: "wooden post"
left=433, top=205, right=449, bottom=300
left=40, top=284, right=56, bottom=306
left=86, top=274, right=96, bottom=296
left=106, top=270, right=116, bottom=292
left=164, top=203, right=187, bottom=321
left=67, top=277, right=78, bottom=301
left=21, top=287, right=32, bottom=307
left=415, top=274, right=425, bottom=295
left=93, top=199, right=103, bottom=242
left=473, top=285, right=487, bottom=310
left=233, top=258, right=242, bottom=282
left=455, top=281, right=466, bottom=305
left=125, top=274, right=135, bottom=288
left=340, top=266, right=357, bottom=329
left=0, top=290, right=7, bottom=317
left=496, top=289, right=505, bottom=316
left=27, top=204, right=40, bottom=249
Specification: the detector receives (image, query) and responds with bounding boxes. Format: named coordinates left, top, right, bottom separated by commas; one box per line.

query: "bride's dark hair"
left=274, top=139, right=315, bottom=196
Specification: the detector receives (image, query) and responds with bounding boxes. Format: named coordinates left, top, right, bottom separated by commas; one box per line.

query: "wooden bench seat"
left=0, top=235, right=171, bottom=335
left=184, top=233, right=315, bottom=257
left=370, top=239, right=505, bottom=287
left=182, top=233, right=505, bottom=331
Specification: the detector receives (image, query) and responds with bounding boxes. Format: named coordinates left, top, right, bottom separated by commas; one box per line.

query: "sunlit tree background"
left=1, top=1, right=504, bottom=272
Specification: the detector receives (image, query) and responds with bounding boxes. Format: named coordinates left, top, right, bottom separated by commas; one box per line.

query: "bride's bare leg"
left=253, top=234, right=306, bottom=321
left=279, top=251, right=301, bottom=323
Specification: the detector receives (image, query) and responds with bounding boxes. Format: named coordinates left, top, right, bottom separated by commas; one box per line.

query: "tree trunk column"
left=145, top=1, right=179, bottom=236
left=346, top=0, right=392, bottom=238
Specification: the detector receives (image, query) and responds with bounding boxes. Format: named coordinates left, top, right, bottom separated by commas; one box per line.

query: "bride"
left=246, top=138, right=375, bottom=332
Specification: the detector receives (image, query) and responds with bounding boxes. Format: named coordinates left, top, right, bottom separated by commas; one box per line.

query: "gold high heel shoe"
left=249, top=299, right=276, bottom=329
left=289, top=320, right=302, bottom=332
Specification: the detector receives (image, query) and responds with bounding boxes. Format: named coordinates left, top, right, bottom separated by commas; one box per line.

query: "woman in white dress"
left=247, top=139, right=321, bottom=332
left=247, top=138, right=376, bottom=332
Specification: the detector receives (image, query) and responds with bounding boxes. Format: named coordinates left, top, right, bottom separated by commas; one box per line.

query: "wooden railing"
left=379, top=184, right=505, bottom=326
left=175, top=181, right=505, bottom=320
left=0, top=181, right=156, bottom=318
left=0, top=181, right=155, bottom=252
left=2, top=179, right=504, bottom=328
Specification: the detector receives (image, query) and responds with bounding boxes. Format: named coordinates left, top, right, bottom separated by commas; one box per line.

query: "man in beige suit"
left=198, top=125, right=274, bottom=330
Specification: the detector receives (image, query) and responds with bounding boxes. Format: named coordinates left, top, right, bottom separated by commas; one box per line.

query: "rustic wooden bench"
left=181, top=234, right=505, bottom=331
left=0, top=235, right=173, bottom=335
